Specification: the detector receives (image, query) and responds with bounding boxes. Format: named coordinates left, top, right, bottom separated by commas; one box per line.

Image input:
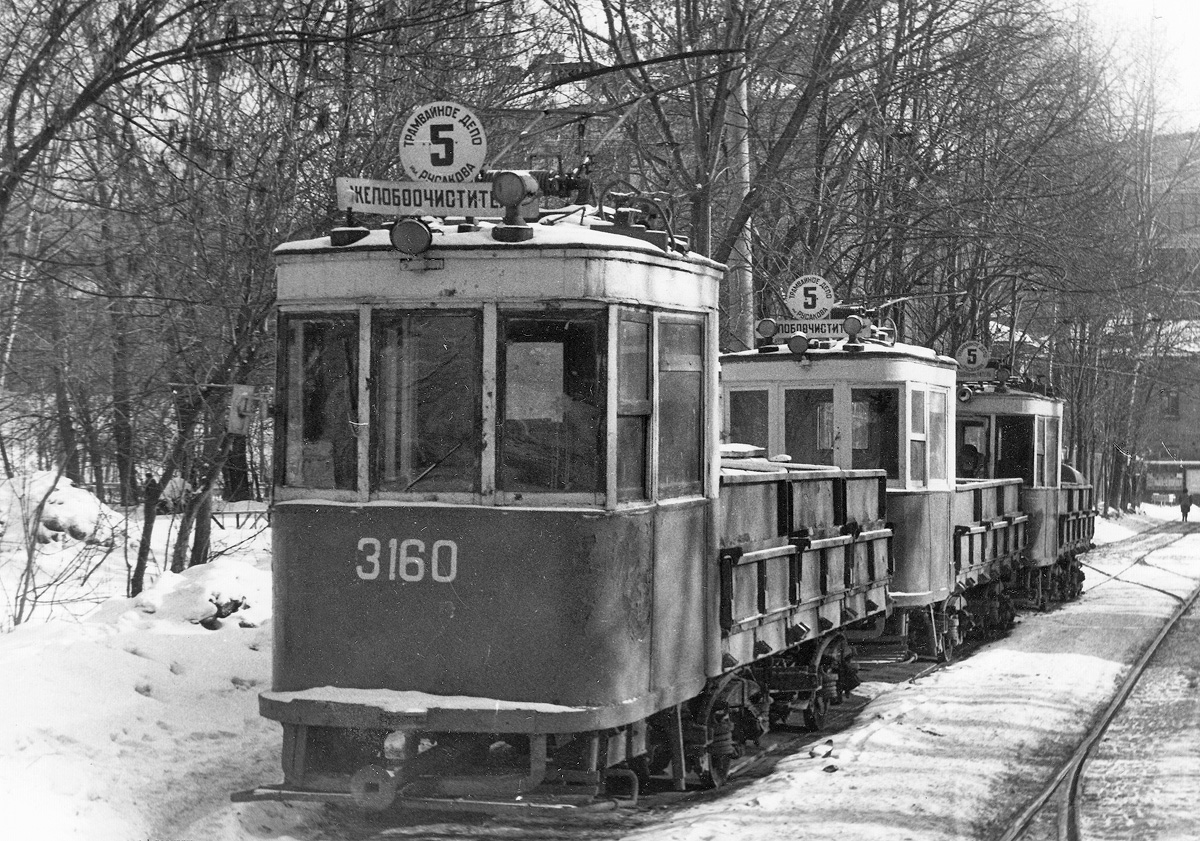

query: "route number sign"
left=955, top=341, right=990, bottom=373
left=785, top=275, right=836, bottom=319
left=400, top=101, right=488, bottom=183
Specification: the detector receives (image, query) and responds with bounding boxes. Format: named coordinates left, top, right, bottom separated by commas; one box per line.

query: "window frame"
left=368, top=307, right=484, bottom=501
left=615, top=309, right=654, bottom=503
left=275, top=309, right=363, bottom=502
left=656, top=313, right=707, bottom=499
left=494, top=305, right=609, bottom=506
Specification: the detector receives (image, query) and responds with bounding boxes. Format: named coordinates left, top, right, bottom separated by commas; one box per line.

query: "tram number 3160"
left=356, top=537, right=458, bottom=583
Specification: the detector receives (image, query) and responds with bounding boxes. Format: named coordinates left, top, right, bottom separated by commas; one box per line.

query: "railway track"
left=995, top=522, right=1200, bottom=841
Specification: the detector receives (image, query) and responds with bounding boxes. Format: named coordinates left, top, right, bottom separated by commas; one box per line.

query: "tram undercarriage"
left=236, top=632, right=864, bottom=812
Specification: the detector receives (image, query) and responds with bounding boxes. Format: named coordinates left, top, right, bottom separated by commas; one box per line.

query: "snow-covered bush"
left=0, top=472, right=120, bottom=546
left=90, top=556, right=271, bottom=630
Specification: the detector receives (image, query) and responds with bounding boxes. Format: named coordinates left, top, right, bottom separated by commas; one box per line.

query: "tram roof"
left=275, top=207, right=723, bottom=270
left=273, top=209, right=725, bottom=310
left=722, top=339, right=956, bottom=369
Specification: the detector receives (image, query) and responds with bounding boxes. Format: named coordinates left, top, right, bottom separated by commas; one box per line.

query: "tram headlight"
left=787, top=333, right=809, bottom=357
left=492, top=171, right=539, bottom=216
left=755, top=318, right=778, bottom=340
left=843, top=314, right=868, bottom=339
left=491, top=171, right=539, bottom=242
left=389, top=218, right=433, bottom=256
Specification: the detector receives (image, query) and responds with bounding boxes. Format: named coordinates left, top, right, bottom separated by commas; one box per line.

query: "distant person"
left=142, top=473, right=159, bottom=504
left=957, top=444, right=982, bottom=478
left=160, top=476, right=192, bottom=513
left=1181, top=489, right=1192, bottom=522
left=142, top=473, right=160, bottom=517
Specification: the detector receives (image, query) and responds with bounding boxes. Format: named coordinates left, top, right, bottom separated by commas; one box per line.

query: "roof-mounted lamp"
left=787, top=333, right=810, bottom=357
left=755, top=318, right=779, bottom=340
left=491, top=171, right=538, bottom=243
left=843, top=314, right=869, bottom=351
left=389, top=218, right=433, bottom=256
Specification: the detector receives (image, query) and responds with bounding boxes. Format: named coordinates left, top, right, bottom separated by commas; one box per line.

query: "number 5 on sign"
left=784, top=274, right=836, bottom=319
left=955, top=341, right=990, bottom=373
left=399, top=101, right=488, bottom=184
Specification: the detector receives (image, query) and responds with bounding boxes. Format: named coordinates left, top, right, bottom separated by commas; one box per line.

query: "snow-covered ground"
left=0, top=490, right=1188, bottom=841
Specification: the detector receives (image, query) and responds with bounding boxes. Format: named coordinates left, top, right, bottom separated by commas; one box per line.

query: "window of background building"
left=1163, top=389, right=1180, bottom=419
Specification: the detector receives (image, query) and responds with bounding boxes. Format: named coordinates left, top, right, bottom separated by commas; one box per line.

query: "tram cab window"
left=372, top=311, right=481, bottom=492
left=499, top=312, right=605, bottom=493
left=783, top=389, right=835, bottom=465
left=281, top=315, right=359, bottom=489
left=958, top=419, right=989, bottom=478
left=658, top=318, right=705, bottom=497
left=617, top=316, right=651, bottom=501
left=851, top=389, right=899, bottom=478
left=728, top=389, right=769, bottom=450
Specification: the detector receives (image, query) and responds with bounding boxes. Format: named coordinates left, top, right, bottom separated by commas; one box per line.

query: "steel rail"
left=995, top=526, right=1200, bottom=841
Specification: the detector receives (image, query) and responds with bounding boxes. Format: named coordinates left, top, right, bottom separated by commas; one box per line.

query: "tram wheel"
left=803, top=691, right=829, bottom=732
left=702, top=753, right=732, bottom=789
left=938, top=634, right=956, bottom=663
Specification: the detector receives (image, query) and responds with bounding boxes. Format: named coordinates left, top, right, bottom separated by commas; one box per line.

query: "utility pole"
left=725, top=4, right=754, bottom=349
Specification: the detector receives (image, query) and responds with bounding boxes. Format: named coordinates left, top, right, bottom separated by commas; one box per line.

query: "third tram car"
left=955, top=374, right=1095, bottom=604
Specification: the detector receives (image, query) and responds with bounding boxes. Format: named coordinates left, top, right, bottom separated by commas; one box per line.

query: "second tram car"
left=722, top=322, right=1032, bottom=659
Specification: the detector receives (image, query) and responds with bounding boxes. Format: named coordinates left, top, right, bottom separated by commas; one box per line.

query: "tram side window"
left=372, top=311, right=481, bottom=492
left=728, top=390, right=769, bottom=450
left=282, top=315, right=358, bottom=489
left=1036, top=416, right=1059, bottom=487
left=783, top=389, right=835, bottom=465
left=909, top=389, right=927, bottom=486
left=499, top=312, right=605, bottom=493
left=618, top=316, right=651, bottom=501
left=659, top=318, right=705, bottom=497
left=851, top=389, right=898, bottom=478
left=929, top=390, right=947, bottom=481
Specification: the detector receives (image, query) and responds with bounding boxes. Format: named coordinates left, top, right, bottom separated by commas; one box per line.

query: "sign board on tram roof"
left=336, top=177, right=507, bottom=217
left=774, top=318, right=847, bottom=339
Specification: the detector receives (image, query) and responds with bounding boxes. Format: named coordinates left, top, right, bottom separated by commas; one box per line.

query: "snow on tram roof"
left=274, top=205, right=723, bottom=269
left=722, top=339, right=956, bottom=367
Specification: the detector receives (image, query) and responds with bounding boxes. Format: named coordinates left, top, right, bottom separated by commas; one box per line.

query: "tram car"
left=721, top=319, right=1030, bottom=660
left=243, top=175, right=893, bottom=812
left=955, top=375, right=1095, bottom=604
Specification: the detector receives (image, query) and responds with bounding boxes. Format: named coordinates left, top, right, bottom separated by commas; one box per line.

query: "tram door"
left=995, top=416, right=1034, bottom=485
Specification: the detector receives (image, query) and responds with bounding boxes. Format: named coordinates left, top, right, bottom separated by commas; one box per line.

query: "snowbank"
left=0, top=471, right=121, bottom=546
left=1, top=554, right=281, bottom=841
left=89, top=556, right=271, bottom=630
